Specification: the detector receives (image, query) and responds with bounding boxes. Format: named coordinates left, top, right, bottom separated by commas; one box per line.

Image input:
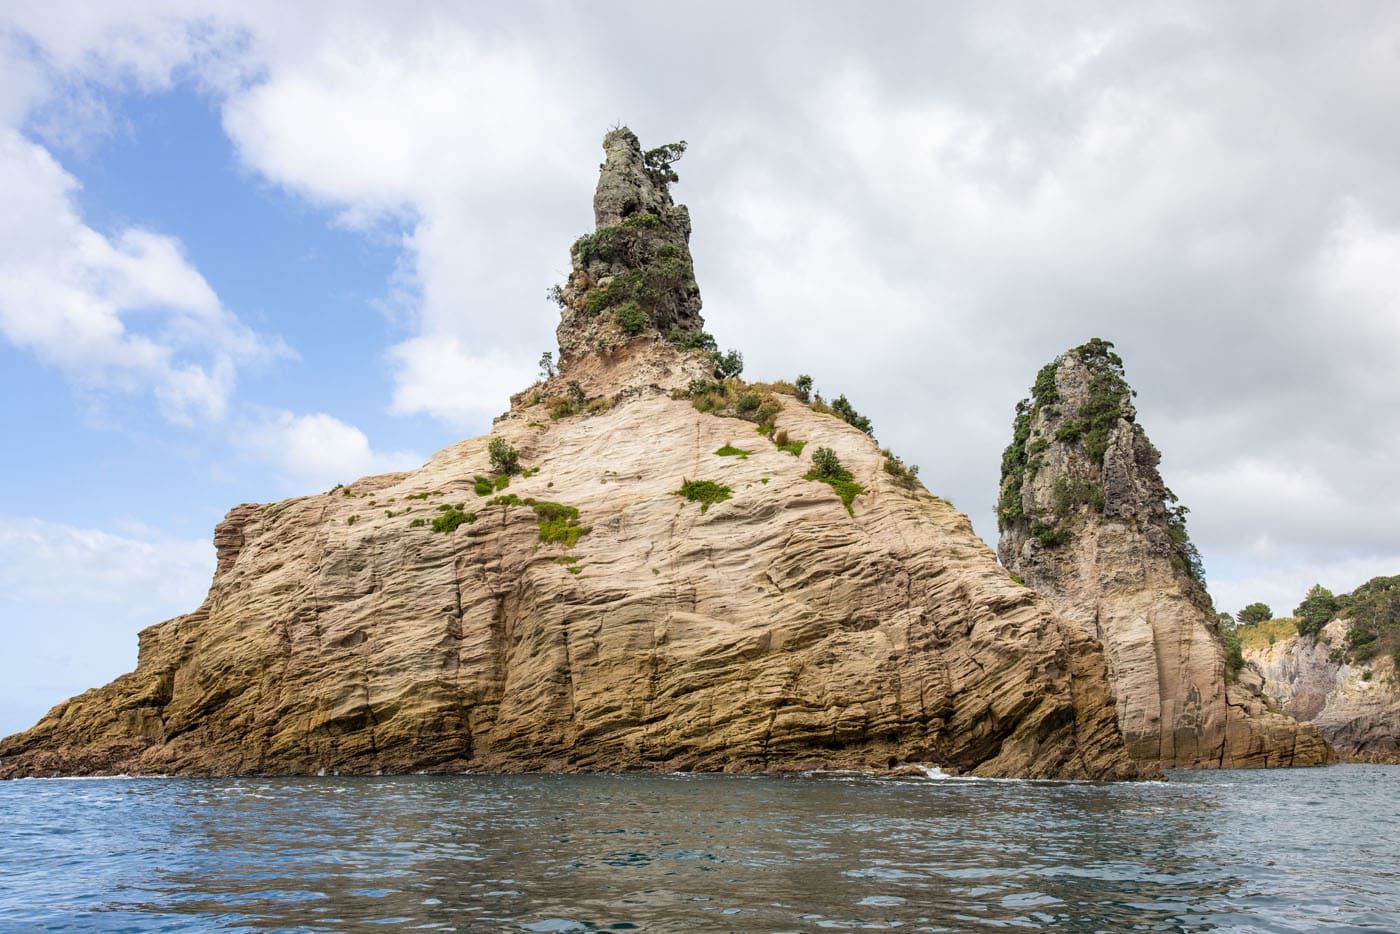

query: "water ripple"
left=0, top=766, right=1397, bottom=931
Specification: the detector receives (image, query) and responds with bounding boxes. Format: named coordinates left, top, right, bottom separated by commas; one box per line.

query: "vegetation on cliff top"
left=1054, top=338, right=1132, bottom=464
left=1232, top=577, right=1400, bottom=669
left=1237, top=602, right=1273, bottom=625
left=643, top=140, right=687, bottom=187
left=1292, top=576, right=1400, bottom=666
left=1235, top=617, right=1300, bottom=652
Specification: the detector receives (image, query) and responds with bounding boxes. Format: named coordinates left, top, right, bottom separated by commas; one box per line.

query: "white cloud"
left=0, top=515, right=213, bottom=609
left=0, top=129, right=286, bottom=423
left=216, top=8, right=596, bottom=428
left=387, top=336, right=532, bottom=428
left=0, top=515, right=216, bottom=736
left=6, top=1, right=1400, bottom=634
left=243, top=410, right=421, bottom=490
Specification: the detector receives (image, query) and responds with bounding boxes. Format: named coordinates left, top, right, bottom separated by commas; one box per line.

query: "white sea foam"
left=10, top=773, right=171, bottom=781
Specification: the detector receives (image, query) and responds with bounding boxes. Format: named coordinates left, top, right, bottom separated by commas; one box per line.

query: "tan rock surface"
left=997, top=342, right=1333, bottom=769
left=0, top=382, right=1151, bottom=779
left=0, top=129, right=1148, bottom=781
left=1247, top=620, right=1400, bottom=762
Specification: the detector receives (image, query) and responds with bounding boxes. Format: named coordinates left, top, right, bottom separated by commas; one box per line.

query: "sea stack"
left=0, top=130, right=1146, bottom=780
left=996, top=339, right=1334, bottom=768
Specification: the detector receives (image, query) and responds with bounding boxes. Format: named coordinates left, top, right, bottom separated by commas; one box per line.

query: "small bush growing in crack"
left=674, top=479, right=732, bottom=513
left=432, top=508, right=476, bottom=534
left=475, top=474, right=510, bottom=496
left=804, top=447, right=864, bottom=516
left=488, top=437, right=521, bottom=475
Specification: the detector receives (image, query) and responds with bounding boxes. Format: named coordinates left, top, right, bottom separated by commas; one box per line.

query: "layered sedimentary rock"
left=1247, top=620, right=1400, bottom=762
left=0, top=129, right=1147, bottom=781
left=997, top=340, right=1333, bottom=768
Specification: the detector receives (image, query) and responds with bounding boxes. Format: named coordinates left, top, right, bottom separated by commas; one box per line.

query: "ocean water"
left=0, top=765, right=1396, bottom=932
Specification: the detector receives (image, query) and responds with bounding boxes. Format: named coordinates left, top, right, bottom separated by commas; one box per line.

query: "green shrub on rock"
left=614, top=301, right=648, bottom=336
left=805, top=447, right=865, bottom=515
left=432, top=508, right=477, bottom=534
left=882, top=449, right=920, bottom=489
left=674, top=479, right=732, bottom=513
left=488, top=438, right=521, bottom=476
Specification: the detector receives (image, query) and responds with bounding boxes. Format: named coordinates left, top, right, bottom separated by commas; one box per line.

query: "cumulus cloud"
left=6, top=1, right=1400, bottom=615
left=0, top=129, right=285, bottom=422
left=0, top=515, right=212, bottom=609
left=243, top=410, right=422, bottom=490
left=217, top=11, right=594, bottom=427
left=0, top=7, right=287, bottom=425
left=0, top=516, right=214, bottom=735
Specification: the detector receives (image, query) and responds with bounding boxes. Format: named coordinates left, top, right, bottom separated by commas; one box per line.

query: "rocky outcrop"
left=997, top=340, right=1333, bottom=769
left=0, top=130, right=1148, bottom=781
left=1247, top=620, right=1400, bottom=762
left=553, top=128, right=703, bottom=369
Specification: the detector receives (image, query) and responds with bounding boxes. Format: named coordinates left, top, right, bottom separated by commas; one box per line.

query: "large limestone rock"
left=0, top=130, right=1146, bottom=781
left=1247, top=620, right=1400, bottom=762
left=997, top=340, right=1333, bottom=769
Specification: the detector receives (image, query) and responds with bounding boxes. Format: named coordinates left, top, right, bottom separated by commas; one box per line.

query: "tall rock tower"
left=997, top=339, right=1333, bottom=768
left=555, top=129, right=704, bottom=367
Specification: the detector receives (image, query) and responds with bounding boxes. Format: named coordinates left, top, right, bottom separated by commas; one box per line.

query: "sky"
left=2, top=2, right=1400, bottom=736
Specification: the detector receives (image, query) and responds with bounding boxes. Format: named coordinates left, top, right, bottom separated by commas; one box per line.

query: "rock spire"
left=554, top=128, right=704, bottom=368
left=997, top=339, right=1334, bottom=768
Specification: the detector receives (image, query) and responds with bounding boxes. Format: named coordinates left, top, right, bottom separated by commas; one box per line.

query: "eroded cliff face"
left=1247, top=620, right=1400, bottom=762
left=997, top=340, right=1333, bottom=769
left=0, top=130, right=1147, bottom=781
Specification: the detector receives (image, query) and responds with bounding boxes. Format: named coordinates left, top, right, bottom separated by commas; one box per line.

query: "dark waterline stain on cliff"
left=2, top=765, right=1397, bottom=931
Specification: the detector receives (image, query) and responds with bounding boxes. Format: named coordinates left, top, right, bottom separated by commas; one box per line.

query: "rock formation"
left=554, top=130, right=703, bottom=370
left=0, top=129, right=1149, bottom=781
left=1246, top=623, right=1400, bottom=761
left=996, top=340, right=1334, bottom=768
left=1242, top=583, right=1400, bottom=762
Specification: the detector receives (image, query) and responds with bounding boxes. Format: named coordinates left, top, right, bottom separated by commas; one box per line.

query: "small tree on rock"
left=488, top=438, right=521, bottom=476
left=795, top=374, right=813, bottom=403
left=643, top=141, right=687, bottom=187
left=811, top=446, right=844, bottom=480
left=1294, top=585, right=1339, bottom=638
left=713, top=349, right=743, bottom=380
left=1237, top=603, right=1272, bottom=626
